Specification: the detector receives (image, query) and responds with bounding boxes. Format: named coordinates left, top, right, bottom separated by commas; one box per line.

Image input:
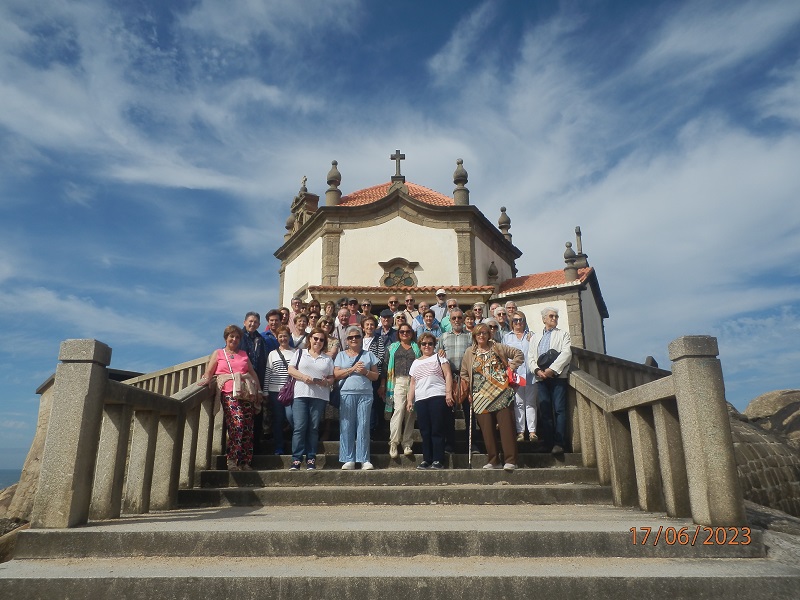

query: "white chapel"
left=275, top=151, right=608, bottom=353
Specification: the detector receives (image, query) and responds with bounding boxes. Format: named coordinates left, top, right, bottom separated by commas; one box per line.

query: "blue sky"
left=1, top=0, right=799, bottom=469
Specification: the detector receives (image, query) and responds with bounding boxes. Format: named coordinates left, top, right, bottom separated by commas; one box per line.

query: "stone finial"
left=453, top=158, right=469, bottom=205
left=325, top=160, right=342, bottom=206
left=285, top=213, right=295, bottom=240
left=564, top=241, right=578, bottom=282
left=487, top=260, right=499, bottom=285
left=498, top=206, right=512, bottom=242
left=574, top=225, right=589, bottom=268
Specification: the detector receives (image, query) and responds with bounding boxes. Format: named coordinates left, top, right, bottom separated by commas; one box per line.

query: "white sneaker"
left=341, top=462, right=356, bottom=470
left=403, top=446, right=414, bottom=456
left=503, top=463, right=517, bottom=471
left=361, top=462, right=374, bottom=470
left=389, top=443, right=399, bottom=459
left=482, top=463, right=501, bottom=470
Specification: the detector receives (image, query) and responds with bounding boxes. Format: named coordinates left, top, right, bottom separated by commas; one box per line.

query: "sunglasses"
left=419, top=342, right=435, bottom=347
left=405, top=299, right=414, bottom=303
left=347, top=335, right=362, bottom=340
left=451, top=316, right=464, bottom=320
left=512, top=318, right=523, bottom=323
left=489, top=325, right=498, bottom=330
left=311, top=336, right=325, bottom=342
left=399, top=330, right=413, bottom=335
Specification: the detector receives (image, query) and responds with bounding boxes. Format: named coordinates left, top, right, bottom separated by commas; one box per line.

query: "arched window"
left=378, top=258, right=419, bottom=287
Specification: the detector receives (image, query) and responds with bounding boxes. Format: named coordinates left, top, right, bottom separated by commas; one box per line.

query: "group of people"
left=199, top=290, right=572, bottom=473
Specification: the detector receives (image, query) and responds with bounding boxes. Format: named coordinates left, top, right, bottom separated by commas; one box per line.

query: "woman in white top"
left=286, top=327, right=335, bottom=471
left=264, top=326, right=295, bottom=455
left=406, top=332, right=453, bottom=470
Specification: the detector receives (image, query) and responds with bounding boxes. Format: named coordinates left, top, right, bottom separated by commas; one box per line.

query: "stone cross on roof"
left=390, top=149, right=406, bottom=183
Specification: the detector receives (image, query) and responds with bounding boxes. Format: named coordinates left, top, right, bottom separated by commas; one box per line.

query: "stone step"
left=12, top=505, right=765, bottom=560
left=215, top=451, right=583, bottom=470
left=3, top=556, right=798, bottom=600
left=178, top=483, right=613, bottom=507
left=199, top=466, right=600, bottom=487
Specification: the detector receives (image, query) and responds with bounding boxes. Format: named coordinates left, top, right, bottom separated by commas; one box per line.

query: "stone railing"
left=567, top=335, right=746, bottom=526
left=30, top=340, right=222, bottom=529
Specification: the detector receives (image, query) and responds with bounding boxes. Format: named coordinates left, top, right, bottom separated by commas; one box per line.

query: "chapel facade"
left=274, top=152, right=609, bottom=353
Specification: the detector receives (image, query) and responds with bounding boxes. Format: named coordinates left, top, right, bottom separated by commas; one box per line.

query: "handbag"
left=330, top=350, right=364, bottom=409
left=277, top=350, right=302, bottom=407
left=223, top=351, right=261, bottom=413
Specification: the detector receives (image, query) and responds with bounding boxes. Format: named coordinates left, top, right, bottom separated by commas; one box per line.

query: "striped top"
left=265, top=348, right=296, bottom=393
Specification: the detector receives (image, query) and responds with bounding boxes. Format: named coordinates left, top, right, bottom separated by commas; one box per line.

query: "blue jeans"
left=291, top=397, right=326, bottom=461
left=414, top=395, right=448, bottom=464
left=536, top=378, right=567, bottom=448
left=339, top=393, right=373, bottom=463
left=268, top=391, right=293, bottom=455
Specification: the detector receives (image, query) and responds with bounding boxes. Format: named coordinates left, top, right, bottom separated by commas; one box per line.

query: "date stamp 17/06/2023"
left=630, top=526, right=751, bottom=546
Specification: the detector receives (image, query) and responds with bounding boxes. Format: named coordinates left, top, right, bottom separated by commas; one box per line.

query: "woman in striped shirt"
left=264, top=326, right=295, bottom=455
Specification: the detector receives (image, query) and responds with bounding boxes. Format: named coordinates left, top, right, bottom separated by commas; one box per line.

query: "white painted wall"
left=515, top=300, right=570, bottom=337
left=474, top=237, right=514, bottom=285
left=580, top=288, right=605, bottom=352
left=337, top=217, right=459, bottom=286
left=282, top=236, right=323, bottom=306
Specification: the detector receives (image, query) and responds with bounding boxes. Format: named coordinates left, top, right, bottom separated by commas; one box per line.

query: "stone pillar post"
left=31, top=339, right=111, bottom=529
left=668, top=335, right=746, bottom=525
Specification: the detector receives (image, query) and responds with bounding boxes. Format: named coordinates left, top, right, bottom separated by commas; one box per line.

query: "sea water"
left=0, top=469, right=22, bottom=490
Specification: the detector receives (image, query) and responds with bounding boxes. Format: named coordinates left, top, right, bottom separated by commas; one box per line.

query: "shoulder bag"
left=277, top=350, right=302, bottom=407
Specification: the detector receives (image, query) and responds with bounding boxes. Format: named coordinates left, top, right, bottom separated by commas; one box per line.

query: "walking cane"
left=468, top=386, right=474, bottom=469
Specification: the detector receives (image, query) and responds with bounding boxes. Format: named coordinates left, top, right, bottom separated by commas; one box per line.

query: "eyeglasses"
left=475, top=331, right=489, bottom=337
left=419, top=342, right=435, bottom=347
left=347, top=335, right=362, bottom=340
left=388, top=300, right=398, bottom=304
left=405, top=299, right=414, bottom=303
left=437, top=294, right=446, bottom=297
left=496, top=312, right=506, bottom=316
left=489, top=325, right=498, bottom=330
left=311, top=336, right=325, bottom=343
left=399, top=330, right=412, bottom=335
left=447, top=304, right=457, bottom=308
left=546, top=314, right=559, bottom=319
left=451, top=316, right=464, bottom=320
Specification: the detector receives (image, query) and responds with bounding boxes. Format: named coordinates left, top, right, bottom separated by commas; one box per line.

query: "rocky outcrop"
left=730, top=404, right=800, bottom=518
left=743, top=390, right=800, bottom=449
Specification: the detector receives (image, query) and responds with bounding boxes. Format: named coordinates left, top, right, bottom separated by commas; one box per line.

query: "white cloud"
left=427, top=1, right=496, bottom=85
left=758, top=59, right=800, bottom=125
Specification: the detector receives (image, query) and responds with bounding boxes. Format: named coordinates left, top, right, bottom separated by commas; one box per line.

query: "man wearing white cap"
left=432, top=288, right=448, bottom=322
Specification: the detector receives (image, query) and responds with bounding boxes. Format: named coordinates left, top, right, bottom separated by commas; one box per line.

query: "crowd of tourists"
left=199, top=290, right=572, bottom=473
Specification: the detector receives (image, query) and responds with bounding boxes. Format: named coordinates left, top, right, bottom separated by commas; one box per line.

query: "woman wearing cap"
left=503, top=311, right=537, bottom=442
left=460, top=323, right=524, bottom=471
left=335, top=325, right=380, bottom=470
left=406, top=332, right=453, bottom=469
left=384, top=322, right=421, bottom=458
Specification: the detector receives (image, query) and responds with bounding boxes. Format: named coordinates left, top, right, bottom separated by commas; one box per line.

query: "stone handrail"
left=567, top=335, right=746, bottom=526
left=30, top=340, right=222, bottom=529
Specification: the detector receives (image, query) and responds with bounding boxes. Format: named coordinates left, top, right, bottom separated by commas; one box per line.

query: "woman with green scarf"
left=384, top=322, right=421, bottom=459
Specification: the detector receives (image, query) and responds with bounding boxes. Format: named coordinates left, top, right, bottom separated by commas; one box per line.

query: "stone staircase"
left=3, top=436, right=799, bottom=598
left=3, top=338, right=800, bottom=598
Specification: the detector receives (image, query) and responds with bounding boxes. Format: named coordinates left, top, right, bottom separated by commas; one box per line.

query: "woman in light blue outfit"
left=503, top=311, right=537, bottom=442
left=334, top=325, right=380, bottom=470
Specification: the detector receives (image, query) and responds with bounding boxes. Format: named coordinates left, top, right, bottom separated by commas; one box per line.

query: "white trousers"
left=389, top=376, right=416, bottom=448
left=513, top=384, right=537, bottom=433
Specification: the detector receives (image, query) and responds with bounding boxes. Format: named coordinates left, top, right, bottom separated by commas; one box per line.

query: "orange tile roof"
left=340, top=182, right=454, bottom=207
left=309, top=285, right=494, bottom=295
left=498, top=268, right=593, bottom=294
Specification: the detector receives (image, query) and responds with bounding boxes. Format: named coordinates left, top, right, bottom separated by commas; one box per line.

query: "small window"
left=379, top=258, right=419, bottom=288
